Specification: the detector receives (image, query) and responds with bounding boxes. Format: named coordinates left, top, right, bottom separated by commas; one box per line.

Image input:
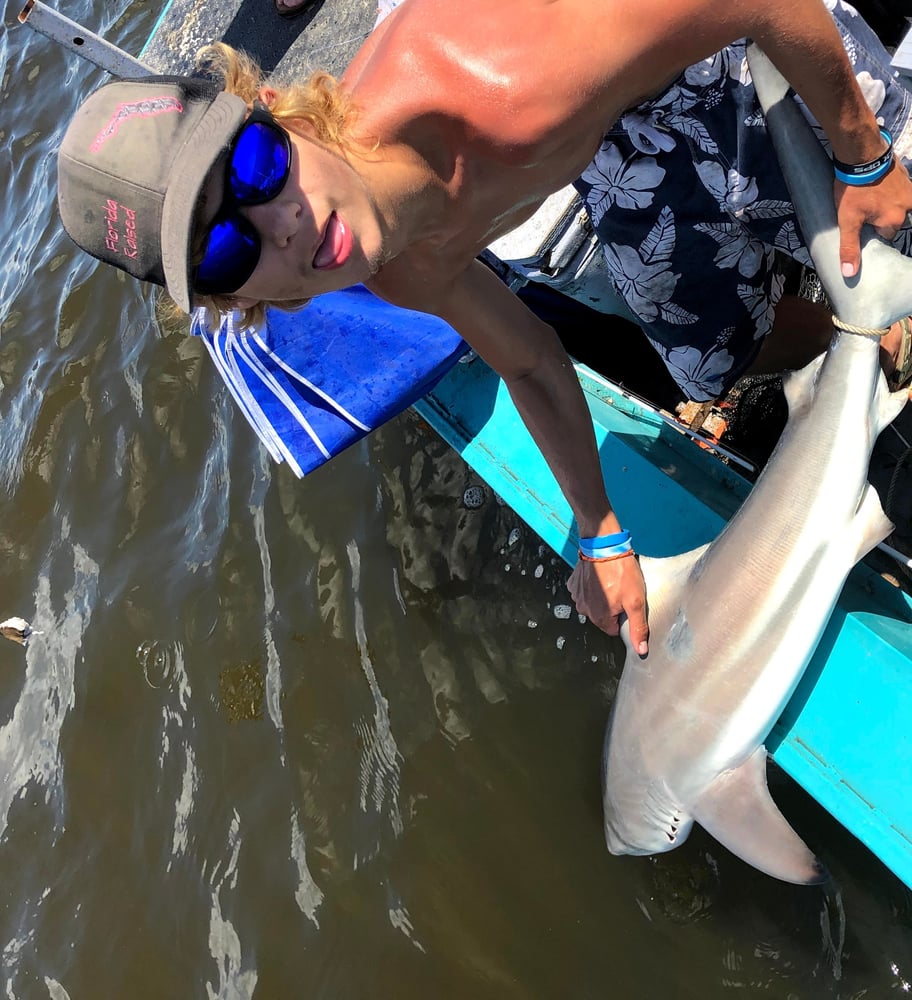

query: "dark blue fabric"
left=193, top=285, right=467, bottom=476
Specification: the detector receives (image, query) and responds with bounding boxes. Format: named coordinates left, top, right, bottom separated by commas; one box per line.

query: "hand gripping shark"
left=601, top=45, right=912, bottom=884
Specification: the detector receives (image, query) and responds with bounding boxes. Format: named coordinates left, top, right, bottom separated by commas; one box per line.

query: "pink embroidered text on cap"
left=90, top=97, right=184, bottom=153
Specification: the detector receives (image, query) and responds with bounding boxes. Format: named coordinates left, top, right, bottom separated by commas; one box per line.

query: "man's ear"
left=257, top=85, right=316, bottom=139
left=257, top=85, right=280, bottom=107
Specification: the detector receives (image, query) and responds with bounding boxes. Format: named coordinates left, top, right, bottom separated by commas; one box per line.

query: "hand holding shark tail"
left=602, top=47, right=910, bottom=885
left=747, top=43, right=912, bottom=330
left=836, top=163, right=912, bottom=280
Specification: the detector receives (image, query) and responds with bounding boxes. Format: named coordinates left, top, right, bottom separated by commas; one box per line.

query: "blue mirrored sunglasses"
left=194, top=102, right=292, bottom=297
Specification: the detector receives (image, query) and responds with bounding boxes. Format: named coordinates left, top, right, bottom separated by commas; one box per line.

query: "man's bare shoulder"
left=345, top=0, right=636, bottom=148
left=345, top=0, right=752, bottom=142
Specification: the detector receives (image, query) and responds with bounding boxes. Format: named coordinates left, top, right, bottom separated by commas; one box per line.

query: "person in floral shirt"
left=575, top=2, right=912, bottom=400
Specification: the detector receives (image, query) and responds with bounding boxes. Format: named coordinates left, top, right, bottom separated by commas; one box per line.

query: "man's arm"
left=741, top=0, right=912, bottom=277
left=424, top=260, right=650, bottom=654
left=570, top=0, right=912, bottom=276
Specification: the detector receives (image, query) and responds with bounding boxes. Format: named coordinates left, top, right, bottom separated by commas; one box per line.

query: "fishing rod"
left=18, top=0, right=152, bottom=77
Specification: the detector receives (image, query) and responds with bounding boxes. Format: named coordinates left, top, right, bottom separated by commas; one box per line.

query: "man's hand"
left=836, top=161, right=912, bottom=278
left=567, top=554, right=649, bottom=656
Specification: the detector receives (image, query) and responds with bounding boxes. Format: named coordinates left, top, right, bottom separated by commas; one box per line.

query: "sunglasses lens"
left=195, top=216, right=260, bottom=295
left=229, top=120, right=291, bottom=204
left=193, top=112, right=289, bottom=296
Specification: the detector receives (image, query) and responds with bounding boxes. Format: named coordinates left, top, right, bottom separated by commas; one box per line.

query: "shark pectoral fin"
left=620, top=544, right=711, bottom=653
left=691, top=747, right=827, bottom=885
left=634, top=543, right=711, bottom=618
left=849, top=482, right=895, bottom=562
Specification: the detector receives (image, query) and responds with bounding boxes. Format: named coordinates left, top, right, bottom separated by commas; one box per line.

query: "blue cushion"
left=192, top=285, right=467, bottom=476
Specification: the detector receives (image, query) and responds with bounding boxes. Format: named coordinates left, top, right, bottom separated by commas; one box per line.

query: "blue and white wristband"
left=578, top=529, right=634, bottom=562
left=833, top=128, right=894, bottom=186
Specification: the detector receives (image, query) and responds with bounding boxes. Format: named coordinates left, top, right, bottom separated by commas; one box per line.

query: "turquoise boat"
left=23, top=0, right=912, bottom=889
left=415, top=348, right=912, bottom=889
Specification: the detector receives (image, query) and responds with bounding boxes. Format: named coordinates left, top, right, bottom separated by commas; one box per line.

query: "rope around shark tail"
left=830, top=316, right=890, bottom=337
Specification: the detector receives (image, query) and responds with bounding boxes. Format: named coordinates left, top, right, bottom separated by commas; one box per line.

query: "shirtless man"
left=57, top=0, right=912, bottom=655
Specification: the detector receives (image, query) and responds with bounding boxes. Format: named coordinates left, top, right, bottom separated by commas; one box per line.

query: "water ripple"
left=206, top=811, right=257, bottom=999
left=44, top=978, right=71, bottom=1000
left=290, top=807, right=324, bottom=927
left=249, top=449, right=285, bottom=741
left=0, top=531, right=96, bottom=840
left=136, top=638, right=184, bottom=691
left=348, top=540, right=404, bottom=857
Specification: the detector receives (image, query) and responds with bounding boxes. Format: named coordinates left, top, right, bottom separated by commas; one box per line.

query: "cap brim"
left=160, top=91, right=248, bottom=312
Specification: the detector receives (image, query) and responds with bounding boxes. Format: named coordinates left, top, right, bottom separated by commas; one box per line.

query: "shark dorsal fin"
left=692, top=747, right=827, bottom=885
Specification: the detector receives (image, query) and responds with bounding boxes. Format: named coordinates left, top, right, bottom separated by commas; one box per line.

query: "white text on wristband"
left=833, top=128, right=894, bottom=186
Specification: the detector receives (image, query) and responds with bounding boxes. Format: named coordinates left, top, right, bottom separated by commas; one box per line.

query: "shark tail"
left=692, top=747, right=828, bottom=885
left=748, top=43, right=912, bottom=330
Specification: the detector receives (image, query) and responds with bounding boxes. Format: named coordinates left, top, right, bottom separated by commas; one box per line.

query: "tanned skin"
left=240, top=0, right=912, bottom=653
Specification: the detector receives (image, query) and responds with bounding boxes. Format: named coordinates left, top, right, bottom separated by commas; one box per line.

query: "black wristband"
left=832, top=128, right=894, bottom=186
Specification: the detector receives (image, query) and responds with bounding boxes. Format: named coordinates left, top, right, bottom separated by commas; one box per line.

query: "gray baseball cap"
left=57, top=75, right=247, bottom=311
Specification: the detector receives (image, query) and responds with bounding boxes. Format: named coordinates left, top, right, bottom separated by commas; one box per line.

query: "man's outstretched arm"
left=708, top=0, right=912, bottom=275
left=575, top=0, right=912, bottom=276
left=427, top=260, right=650, bottom=654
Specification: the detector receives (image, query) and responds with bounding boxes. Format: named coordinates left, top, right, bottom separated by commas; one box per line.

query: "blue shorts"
left=574, top=0, right=912, bottom=401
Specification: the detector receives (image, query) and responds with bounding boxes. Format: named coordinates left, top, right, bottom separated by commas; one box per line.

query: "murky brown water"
left=1, top=1, right=911, bottom=996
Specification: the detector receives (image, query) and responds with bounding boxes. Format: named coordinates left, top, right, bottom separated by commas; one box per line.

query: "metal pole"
left=18, top=0, right=152, bottom=78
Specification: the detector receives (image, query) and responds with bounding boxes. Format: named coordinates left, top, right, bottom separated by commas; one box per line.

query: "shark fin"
left=782, top=353, right=825, bottom=418
left=872, top=372, right=910, bottom=438
left=625, top=544, right=711, bottom=649
left=637, top=543, right=711, bottom=600
left=692, top=747, right=827, bottom=885
left=848, top=482, right=894, bottom=562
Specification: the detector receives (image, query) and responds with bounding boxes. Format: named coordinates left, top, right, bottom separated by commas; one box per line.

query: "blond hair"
left=189, top=42, right=357, bottom=330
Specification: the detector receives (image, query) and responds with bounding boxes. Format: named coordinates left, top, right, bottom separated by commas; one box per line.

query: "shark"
left=601, top=44, right=912, bottom=884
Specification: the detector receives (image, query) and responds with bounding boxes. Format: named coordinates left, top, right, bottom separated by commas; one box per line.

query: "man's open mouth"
left=313, top=212, right=353, bottom=270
